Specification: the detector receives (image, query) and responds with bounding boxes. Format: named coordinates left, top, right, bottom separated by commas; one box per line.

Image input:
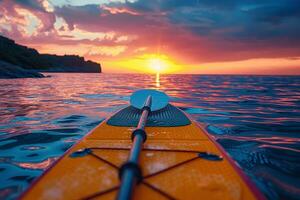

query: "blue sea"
left=0, top=73, right=299, bottom=199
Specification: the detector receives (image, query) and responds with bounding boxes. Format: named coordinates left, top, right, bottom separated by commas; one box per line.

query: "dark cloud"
left=97, top=0, right=300, bottom=45
left=14, top=0, right=45, bottom=11
left=245, top=1, right=300, bottom=24
left=54, top=4, right=166, bottom=34
left=166, top=0, right=300, bottom=45
left=106, top=0, right=238, bottom=13
left=55, top=5, right=102, bottom=30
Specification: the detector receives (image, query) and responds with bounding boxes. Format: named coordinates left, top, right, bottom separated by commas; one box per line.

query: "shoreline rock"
left=0, top=60, right=45, bottom=79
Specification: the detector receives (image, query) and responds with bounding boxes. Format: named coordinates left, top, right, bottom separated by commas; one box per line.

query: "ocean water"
left=0, top=73, right=299, bottom=200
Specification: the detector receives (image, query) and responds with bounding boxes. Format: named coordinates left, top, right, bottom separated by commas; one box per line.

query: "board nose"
left=130, top=89, right=169, bottom=111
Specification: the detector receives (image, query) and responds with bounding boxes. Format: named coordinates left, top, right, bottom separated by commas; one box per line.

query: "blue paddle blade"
left=130, top=89, right=169, bottom=111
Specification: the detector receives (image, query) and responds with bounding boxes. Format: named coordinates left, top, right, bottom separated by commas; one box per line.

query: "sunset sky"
left=0, top=0, right=300, bottom=74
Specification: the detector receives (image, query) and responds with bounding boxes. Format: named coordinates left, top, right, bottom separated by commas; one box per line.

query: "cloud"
left=88, top=45, right=127, bottom=56
left=0, top=0, right=300, bottom=65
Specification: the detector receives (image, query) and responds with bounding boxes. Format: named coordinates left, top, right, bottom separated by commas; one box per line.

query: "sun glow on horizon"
left=103, top=54, right=181, bottom=74
left=144, top=54, right=181, bottom=73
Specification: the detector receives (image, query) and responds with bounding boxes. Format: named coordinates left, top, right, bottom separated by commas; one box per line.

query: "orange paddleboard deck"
left=21, top=104, right=265, bottom=200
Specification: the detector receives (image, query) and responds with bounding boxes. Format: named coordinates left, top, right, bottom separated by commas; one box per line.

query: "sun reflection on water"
left=155, top=73, right=160, bottom=88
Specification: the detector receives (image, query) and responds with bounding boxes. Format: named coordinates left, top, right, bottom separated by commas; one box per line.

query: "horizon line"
left=43, top=72, right=300, bottom=76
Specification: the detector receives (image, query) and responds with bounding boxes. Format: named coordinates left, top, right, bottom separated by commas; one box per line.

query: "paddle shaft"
left=117, top=96, right=152, bottom=200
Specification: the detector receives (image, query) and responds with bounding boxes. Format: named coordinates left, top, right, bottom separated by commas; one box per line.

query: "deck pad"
left=107, top=104, right=191, bottom=127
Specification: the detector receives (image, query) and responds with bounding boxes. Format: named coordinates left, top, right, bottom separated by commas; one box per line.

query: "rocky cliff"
left=0, top=35, right=101, bottom=74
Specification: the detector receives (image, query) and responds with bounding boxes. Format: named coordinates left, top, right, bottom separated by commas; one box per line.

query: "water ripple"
left=0, top=73, right=299, bottom=199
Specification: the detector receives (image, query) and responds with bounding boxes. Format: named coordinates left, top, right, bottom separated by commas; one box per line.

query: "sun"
left=147, top=57, right=168, bottom=73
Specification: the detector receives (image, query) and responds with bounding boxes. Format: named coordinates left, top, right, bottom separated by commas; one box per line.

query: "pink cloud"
left=101, top=5, right=141, bottom=16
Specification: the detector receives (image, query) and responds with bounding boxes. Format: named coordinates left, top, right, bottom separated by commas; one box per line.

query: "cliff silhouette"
left=0, top=35, right=101, bottom=75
